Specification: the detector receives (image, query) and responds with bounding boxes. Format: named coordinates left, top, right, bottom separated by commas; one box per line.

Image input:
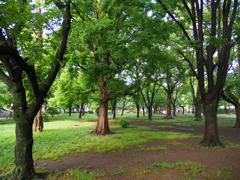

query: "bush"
left=47, top=107, right=59, bottom=117
left=42, top=112, right=48, bottom=122
left=88, top=110, right=94, bottom=114
left=118, top=119, right=130, bottom=128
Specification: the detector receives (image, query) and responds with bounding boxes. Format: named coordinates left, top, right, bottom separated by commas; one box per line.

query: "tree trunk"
left=200, top=99, right=224, bottom=147
left=112, top=103, right=116, bottom=119
left=233, top=104, right=240, bottom=128
left=224, top=106, right=228, bottom=114
left=165, top=92, right=173, bottom=119
left=121, top=108, right=124, bottom=116
left=136, top=103, right=140, bottom=118
left=179, top=105, right=184, bottom=114
left=33, top=108, right=43, bottom=132
left=172, top=103, right=176, bottom=116
left=121, top=101, right=126, bottom=116
left=3, top=113, right=37, bottom=179
left=89, top=83, right=113, bottom=135
left=79, top=104, right=84, bottom=118
left=148, top=106, right=152, bottom=120
left=194, top=97, right=202, bottom=121
left=68, top=107, right=72, bottom=116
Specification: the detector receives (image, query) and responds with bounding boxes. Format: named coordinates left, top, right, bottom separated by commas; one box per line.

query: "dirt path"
left=35, top=120, right=240, bottom=180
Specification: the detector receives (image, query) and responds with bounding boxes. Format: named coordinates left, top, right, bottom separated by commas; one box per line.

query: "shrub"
left=47, top=107, right=59, bottom=117
left=118, top=119, right=130, bottom=128
left=88, top=110, right=94, bottom=114
left=42, top=112, right=48, bottom=122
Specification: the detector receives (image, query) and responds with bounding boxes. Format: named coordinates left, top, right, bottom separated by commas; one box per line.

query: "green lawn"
left=0, top=112, right=237, bottom=178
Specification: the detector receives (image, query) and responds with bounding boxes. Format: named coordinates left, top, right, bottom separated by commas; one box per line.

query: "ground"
left=35, top=119, right=240, bottom=180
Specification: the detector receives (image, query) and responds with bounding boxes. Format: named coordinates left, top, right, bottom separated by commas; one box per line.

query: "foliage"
left=118, top=119, right=130, bottom=128
left=47, top=107, right=59, bottom=118
left=42, top=112, right=48, bottom=122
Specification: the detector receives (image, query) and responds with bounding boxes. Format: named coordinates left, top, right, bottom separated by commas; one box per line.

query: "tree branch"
left=0, top=45, right=40, bottom=95
left=157, top=0, right=191, bottom=41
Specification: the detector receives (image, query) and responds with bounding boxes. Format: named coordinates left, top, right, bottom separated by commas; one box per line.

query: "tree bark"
left=165, top=92, right=173, bottom=119
left=200, top=99, right=225, bottom=147
left=142, top=107, right=145, bottom=116
left=233, top=104, right=240, bottom=128
left=112, top=101, right=116, bottom=119
left=194, top=97, right=202, bottom=121
left=222, top=89, right=240, bottom=128
left=79, top=104, right=84, bottom=118
left=136, top=103, right=140, bottom=118
left=171, top=100, right=177, bottom=116
left=89, top=83, right=113, bottom=135
left=68, top=107, right=72, bottom=116
left=33, top=108, right=43, bottom=132
left=2, top=112, right=38, bottom=180
left=148, top=106, right=152, bottom=120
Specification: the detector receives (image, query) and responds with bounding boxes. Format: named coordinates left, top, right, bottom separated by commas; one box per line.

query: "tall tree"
left=222, top=46, right=240, bottom=128
left=157, top=0, right=239, bottom=147
left=141, top=79, right=161, bottom=120
left=161, top=50, right=185, bottom=119
left=69, top=0, right=165, bottom=134
left=0, top=0, right=71, bottom=178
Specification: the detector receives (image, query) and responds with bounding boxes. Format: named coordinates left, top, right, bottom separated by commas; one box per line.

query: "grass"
left=148, top=161, right=233, bottom=180
left=116, top=166, right=129, bottom=175
left=0, top=113, right=201, bottom=171
left=46, top=168, right=106, bottom=180
left=0, top=112, right=238, bottom=179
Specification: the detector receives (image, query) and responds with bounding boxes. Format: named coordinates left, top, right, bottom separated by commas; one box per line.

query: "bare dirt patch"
left=35, top=119, right=240, bottom=179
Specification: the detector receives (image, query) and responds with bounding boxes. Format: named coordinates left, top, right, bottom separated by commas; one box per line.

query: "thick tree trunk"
left=233, top=104, right=240, bottom=128
left=148, top=106, right=152, bottom=120
left=33, top=108, right=43, bottom=132
left=200, top=99, right=224, bottom=147
left=194, top=98, right=202, bottom=121
left=165, top=93, right=173, bottom=119
left=89, top=83, right=113, bottom=135
left=2, top=114, right=37, bottom=180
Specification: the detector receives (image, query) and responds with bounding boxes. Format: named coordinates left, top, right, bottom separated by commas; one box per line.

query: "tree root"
left=232, top=123, right=240, bottom=128
left=199, top=137, right=225, bottom=148
left=194, top=118, right=201, bottom=121
left=0, top=167, right=45, bottom=180
left=88, top=130, right=115, bottom=135
left=164, top=116, right=173, bottom=119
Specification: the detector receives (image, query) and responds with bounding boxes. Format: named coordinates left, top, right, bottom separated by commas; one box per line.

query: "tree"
left=161, top=50, right=185, bottom=119
left=0, top=0, right=71, bottom=178
left=171, top=86, right=180, bottom=116
left=68, top=0, right=165, bottom=134
left=157, top=0, right=239, bottom=147
left=222, top=46, right=240, bottom=128
left=141, top=80, right=161, bottom=120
